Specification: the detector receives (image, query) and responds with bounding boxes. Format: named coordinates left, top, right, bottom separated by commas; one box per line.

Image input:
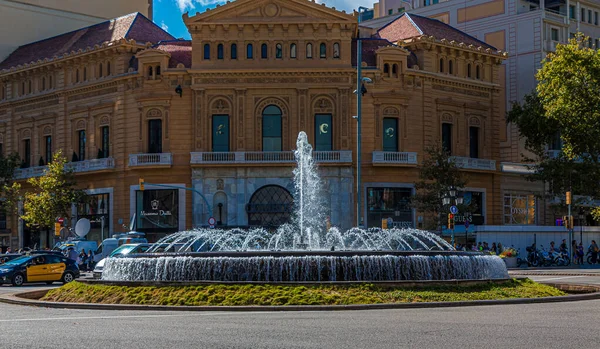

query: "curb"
left=509, top=272, right=600, bottom=277
left=2, top=283, right=600, bottom=312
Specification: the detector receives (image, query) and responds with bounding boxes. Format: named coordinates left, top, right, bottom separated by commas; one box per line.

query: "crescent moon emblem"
left=319, top=123, right=329, bottom=134
left=385, top=127, right=395, bottom=138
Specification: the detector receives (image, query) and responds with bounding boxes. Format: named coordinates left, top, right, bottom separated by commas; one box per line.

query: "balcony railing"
left=190, top=151, right=352, bottom=165
left=450, top=156, right=497, bottom=171
left=128, top=153, right=173, bottom=167
left=543, top=9, right=568, bottom=24
left=14, top=157, right=116, bottom=180
left=372, top=151, right=418, bottom=165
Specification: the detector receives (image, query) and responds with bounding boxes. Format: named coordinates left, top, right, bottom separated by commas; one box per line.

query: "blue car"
left=0, top=254, right=80, bottom=286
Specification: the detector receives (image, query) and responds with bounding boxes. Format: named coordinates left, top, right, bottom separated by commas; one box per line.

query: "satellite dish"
left=75, top=218, right=91, bottom=238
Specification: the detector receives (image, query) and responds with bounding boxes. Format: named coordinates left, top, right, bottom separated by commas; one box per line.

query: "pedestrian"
left=497, top=243, right=504, bottom=254
left=491, top=242, right=497, bottom=255
left=67, top=247, right=78, bottom=261
left=572, top=240, right=578, bottom=264
left=5, top=247, right=11, bottom=254
left=86, top=250, right=94, bottom=271
left=477, top=242, right=482, bottom=251
left=577, top=242, right=584, bottom=265
left=590, top=240, right=599, bottom=264
left=560, top=239, right=567, bottom=253
left=79, top=249, right=87, bottom=270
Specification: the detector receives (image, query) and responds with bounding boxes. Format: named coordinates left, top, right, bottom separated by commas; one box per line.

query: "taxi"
left=0, top=254, right=80, bottom=286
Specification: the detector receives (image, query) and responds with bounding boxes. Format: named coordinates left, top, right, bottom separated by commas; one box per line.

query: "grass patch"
left=41, top=279, right=565, bottom=306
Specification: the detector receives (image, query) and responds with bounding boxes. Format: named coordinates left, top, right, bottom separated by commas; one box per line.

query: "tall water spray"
left=293, top=131, right=325, bottom=249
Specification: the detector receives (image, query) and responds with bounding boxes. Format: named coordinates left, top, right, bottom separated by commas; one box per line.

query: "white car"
left=93, top=243, right=150, bottom=279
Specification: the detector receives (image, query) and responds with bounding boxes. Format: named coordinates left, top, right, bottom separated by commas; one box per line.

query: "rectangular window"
left=45, top=135, right=52, bottom=164
left=589, top=10, right=592, bottom=23
left=504, top=194, right=536, bottom=225
left=442, top=123, right=452, bottom=154
left=136, top=189, right=179, bottom=241
left=388, top=9, right=393, bottom=14
left=454, top=191, right=485, bottom=226
left=0, top=209, right=6, bottom=230
left=581, top=8, right=585, bottom=22
left=78, top=130, right=86, bottom=161
left=469, top=127, right=479, bottom=158
left=77, top=193, right=110, bottom=243
left=23, top=139, right=30, bottom=168
left=262, top=115, right=282, bottom=151
left=366, top=187, right=413, bottom=229
left=148, top=119, right=163, bottom=154
left=0, top=143, right=3, bottom=156
left=101, top=126, right=109, bottom=158
left=212, top=115, right=230, bottom=152
left=314, top=114, right=333, bottom=151
left=596, top=39, right=599, bottom=48
left=569, top=5, right=575, bottom=19
left=382, top=118, right=398, bottom=152
left=551, top=28, right=559, bottom=41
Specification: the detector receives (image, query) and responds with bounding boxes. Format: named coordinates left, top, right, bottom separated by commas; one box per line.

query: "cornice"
left=404, top=68, right=499, bottom=91
left=399, top=35, right=509, bottom=61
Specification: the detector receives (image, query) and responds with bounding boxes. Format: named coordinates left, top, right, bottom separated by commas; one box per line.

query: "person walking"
left=572, top=240, right=578, bottom=264
left=577, top=242, right=584, bottom=265
left=86, top=250, right=94, bottom=271
left=5, top=247, right=11, bottom=254
left=590, top=240, right=599, bottom=264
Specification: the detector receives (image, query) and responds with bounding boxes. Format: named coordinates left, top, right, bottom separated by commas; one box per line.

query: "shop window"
left=217, top=44, right=224, bottom=60
left=45, top=135, right=52, bottom=164
left=383, top=118, right=398, bottom=152
left=77, top=193, right=110, bottom=243
left=306, top=43, right=313, bottom=58
left=22, top=139, right=30, bottom=168
left=212, top=115, right=230, bottom=152
left=148, top=119, right=163, bottom=154
left=204, top=44, right=210, bottom=60
left=367, top=187, right=413, bottom=229
left=469, top=126, right=479, bottom=158
left=247, top=44, right=253, bottom=59
left=276, top=43, right=283, bottom=59
left=504, top=194, right=536, bottom=225
left=290, top=44, right=297, bottom=59
left=78, top=130, right=86, bottom=161
left=262, top=105, right=282, bottom=151
left=261, top=44, right=268, bottom=59
left=320, top=43, right=326, bottom=58
left=231, top=44, right=238, bottom=59
left=333, top=43, right=340, bottom=59
left=314, top=114, right=332, bottom=151
left=101, top=126, right=109, bottom=158
left=455, top=191, right=485, bottom=226
left=442, top=123, right=452, bottom=154
left=136, top=189, right=179, bottom=239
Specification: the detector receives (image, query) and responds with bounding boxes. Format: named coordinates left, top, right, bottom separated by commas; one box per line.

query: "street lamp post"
left=355, top=6, right=370, bottom=227
left=442, top=186, right=464, bottom=246
left=579, top=207, right=585, bottom=245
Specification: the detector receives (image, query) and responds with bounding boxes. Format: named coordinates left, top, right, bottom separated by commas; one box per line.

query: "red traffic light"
left=448, top=214, right=454, bottom=219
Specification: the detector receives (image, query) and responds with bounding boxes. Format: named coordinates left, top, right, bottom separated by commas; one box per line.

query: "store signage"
left=140, top=200, right=173, bottom=217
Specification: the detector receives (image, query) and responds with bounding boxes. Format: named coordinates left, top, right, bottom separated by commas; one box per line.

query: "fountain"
left=102, top=132, right=509, bottom=282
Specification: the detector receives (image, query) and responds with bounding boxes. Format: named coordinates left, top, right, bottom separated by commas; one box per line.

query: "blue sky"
left=153, top=0, right=373, bottom=39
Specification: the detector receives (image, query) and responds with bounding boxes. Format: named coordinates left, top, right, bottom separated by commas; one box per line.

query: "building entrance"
left=246, top=185, right=293, bottom=228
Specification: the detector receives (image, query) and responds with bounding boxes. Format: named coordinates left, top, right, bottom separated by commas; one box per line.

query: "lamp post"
left=579, top=207, right=585, bottom=245
left=442, top=186, right=464, bottom=246
left=355, top=6, right=371, bottom=227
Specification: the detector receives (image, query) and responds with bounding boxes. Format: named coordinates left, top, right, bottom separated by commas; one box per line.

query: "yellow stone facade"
left=0, top=0, right=539, bottom=250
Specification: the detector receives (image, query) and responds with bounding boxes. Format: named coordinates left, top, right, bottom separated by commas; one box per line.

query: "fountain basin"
left=101, top=251, right=509, bottom=283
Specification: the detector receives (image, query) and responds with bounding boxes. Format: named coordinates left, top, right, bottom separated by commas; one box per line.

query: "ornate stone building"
left=0, top=0, right=519, bottom=249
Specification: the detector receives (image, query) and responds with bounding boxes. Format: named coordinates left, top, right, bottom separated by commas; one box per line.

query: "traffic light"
left=139, top=178, right=145, bottom=191
left=563, top=215, right=573, bottom=230
left=448, top=214, right=455, bottom=230
left=566, top=191, right=572, bottom=205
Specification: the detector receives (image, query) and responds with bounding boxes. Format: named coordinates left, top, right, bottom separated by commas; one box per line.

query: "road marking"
left=0, top=311, right=280, bottom=323
left=533, top=276, right=587, bottom=282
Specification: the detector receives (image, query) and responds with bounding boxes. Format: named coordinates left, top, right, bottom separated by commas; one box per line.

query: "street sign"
left=57, top=217, right=64, bottom=224
left=450, top=205, right=458, bottom=215
left=208, top=217, right=216, bottom=228
left=464, top=220, right=470, bottom=229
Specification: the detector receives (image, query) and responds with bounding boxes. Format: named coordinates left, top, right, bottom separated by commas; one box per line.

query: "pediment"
left=376, top=46, right=410, bottom=57
left=184, top=0, right=356, bottom=25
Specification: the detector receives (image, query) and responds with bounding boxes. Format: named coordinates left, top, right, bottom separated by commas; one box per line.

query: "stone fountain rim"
left=126, top=250, right=489, bottom=258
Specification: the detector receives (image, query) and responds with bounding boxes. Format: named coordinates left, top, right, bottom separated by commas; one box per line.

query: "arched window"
left=290, top=44, right=297, bottom=59
left=41, top=77, right=46, bottom=91
left=261, top=43, right=268, bottom=59
left=247, top=185, right=293, bottom=227
left=106, top=62, right=111, bottom=76
left=83, top=67, right=87, bottom=81
left=231, top=43, right=238, bottom=59
left=217, top=44, right=224, bottom=59
left=204, top=44, right=211, bottom=60
left=383, top=63, right=390, bottom=77
left=247, top=43, right=253, bottom=59
left=320, top=43, right=327, bottom=58
left=467, top=64, right=472, bottom=78
left=276, top=43, right=283, bottom=59
left=448, top=60, right=453, bottom=74
left=148, top=66, right=153, bottom=79
left=262, top=105, right=282, bottom=151
left=333, top=42, right=340, bottom=59
left=98, top=63, right=103, bottom=78
left=156, top=66, right=161, bottom=76
left=392, top=64, right=398, bottom=77
left=306, top=43, right=313, bottom=58
left=439, top=58, right=444, bottom=73
left=476, top=65, right=481, bottom=79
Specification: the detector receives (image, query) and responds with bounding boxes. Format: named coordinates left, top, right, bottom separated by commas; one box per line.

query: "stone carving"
left=147, top=108, right=162, bottom=118
left=99, top=115, right=110, bottom=126
left=217, top=179, right=224, bottom=190
left=469, top=117, right=481, bottom=126
left=22, top=129, right=31, bottom=139
left=441, top=113, right=453, bottom=122
left=43, top=126, right=52, bottom=136
left=383, top=107, right=400, bottom=116
left=76, top=120, right=86, bottom=130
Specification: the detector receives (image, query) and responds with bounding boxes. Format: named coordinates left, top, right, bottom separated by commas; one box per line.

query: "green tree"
left=411, top=144, right=469, bottom=230
left=0, top=152, right=21, bottom=213
left=20, top=150, right=86, bottom=229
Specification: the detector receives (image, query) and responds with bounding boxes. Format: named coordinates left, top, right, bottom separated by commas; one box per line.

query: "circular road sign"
left=450, top=205, right=458, bottom=215
left=57, top=217, right=65, bottom=224
left=208, top=217, right=216, bottom=226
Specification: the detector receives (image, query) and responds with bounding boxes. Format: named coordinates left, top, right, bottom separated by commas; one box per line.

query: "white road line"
left=0, top=311, right=280, bottom=323
left=532, top=275, right=587, bottom=282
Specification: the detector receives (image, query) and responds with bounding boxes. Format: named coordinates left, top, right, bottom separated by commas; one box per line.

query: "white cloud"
left=161, top=21, right=169, bottom=31
left=173, top=0, right=374, bottom=13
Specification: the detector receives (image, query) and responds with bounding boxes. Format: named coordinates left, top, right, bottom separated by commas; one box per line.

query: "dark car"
left=0, top=254, right=80, bottom=286
left=0, top=254, right=23, bottom=265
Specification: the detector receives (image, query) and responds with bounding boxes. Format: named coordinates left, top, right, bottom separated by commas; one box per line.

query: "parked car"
left=93, top=243, right=150, bottom=279
left=0, top=254, right=80, bottom=286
